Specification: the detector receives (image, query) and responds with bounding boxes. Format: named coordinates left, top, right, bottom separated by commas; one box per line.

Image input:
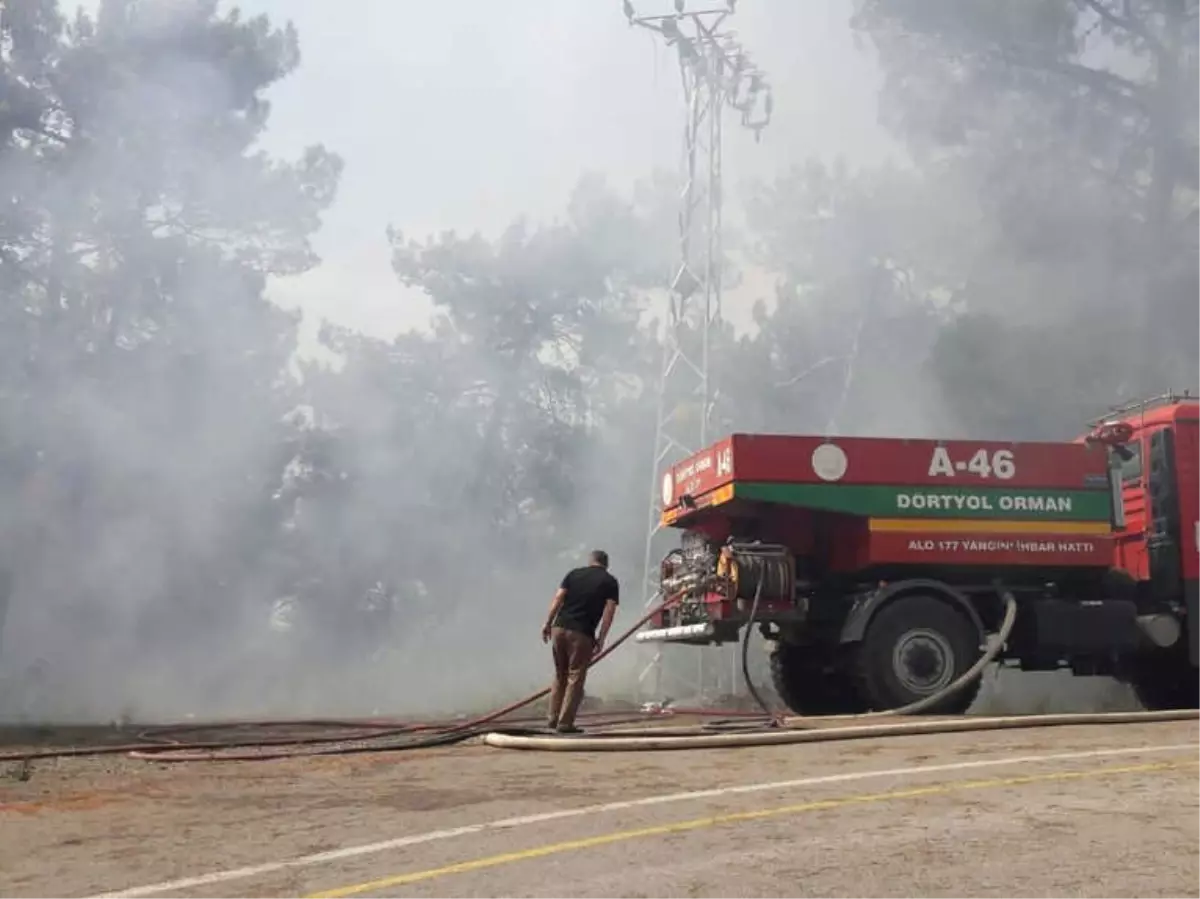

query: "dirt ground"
left=0, top=718, right=1197, bottom=898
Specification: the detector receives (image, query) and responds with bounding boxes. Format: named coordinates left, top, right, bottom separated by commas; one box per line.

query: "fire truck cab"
left=1094, top=393, right=1200, bottom=667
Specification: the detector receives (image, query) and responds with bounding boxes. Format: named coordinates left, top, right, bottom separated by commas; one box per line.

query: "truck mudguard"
left=839, top=578, right=986, bottom=645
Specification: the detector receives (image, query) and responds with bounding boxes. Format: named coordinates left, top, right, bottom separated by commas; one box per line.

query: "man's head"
left=588, top=549, right=609, bottom=569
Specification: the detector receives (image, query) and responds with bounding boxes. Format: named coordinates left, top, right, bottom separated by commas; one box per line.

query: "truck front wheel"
left=853, top=594, right=983, bottom=714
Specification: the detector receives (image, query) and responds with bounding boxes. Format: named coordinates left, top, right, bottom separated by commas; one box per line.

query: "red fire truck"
left=640, top=393, right=1198, bottom=714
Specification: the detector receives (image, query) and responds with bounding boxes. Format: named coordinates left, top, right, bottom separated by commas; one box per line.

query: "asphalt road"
left=1, top=719, right=1197, bottom=898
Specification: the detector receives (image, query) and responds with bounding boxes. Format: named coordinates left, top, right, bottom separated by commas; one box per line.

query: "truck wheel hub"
left=893, top=629, right=954, bottom=694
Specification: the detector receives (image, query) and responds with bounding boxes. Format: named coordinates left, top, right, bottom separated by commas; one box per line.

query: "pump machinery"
left=640, top=393, right=1199, bottom=716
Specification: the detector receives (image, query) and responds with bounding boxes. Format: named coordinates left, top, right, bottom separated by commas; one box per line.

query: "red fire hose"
left=0, top=593, right=699, bottom=764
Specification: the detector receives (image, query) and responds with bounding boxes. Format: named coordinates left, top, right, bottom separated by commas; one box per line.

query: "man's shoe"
left=546, top=718, right=559, bottom=731
left=555, top=724, right=583, bottom=735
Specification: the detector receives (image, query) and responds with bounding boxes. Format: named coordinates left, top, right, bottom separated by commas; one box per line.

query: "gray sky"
left=227, top=1, right=893, bottom=339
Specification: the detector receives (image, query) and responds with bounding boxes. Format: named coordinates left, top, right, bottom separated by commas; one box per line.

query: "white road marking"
left=92, top=741, right=1198, bottom=898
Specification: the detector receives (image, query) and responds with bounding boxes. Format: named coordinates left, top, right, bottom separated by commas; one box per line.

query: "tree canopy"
left=0, top=0, right=1194, bottom=720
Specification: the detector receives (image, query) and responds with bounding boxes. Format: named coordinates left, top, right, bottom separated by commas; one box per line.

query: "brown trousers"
left=548, top=627, right=594, bottom=728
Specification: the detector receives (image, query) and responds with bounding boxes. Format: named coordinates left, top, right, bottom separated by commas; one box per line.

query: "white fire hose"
left=484, top=593, right=1199, bottom=751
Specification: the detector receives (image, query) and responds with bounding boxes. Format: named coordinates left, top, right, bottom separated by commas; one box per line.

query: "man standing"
left=541, top=549, right=619, bottom=734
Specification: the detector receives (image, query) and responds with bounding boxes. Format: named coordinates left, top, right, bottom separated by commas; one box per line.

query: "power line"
left=624, top=0, right=773, bottom=704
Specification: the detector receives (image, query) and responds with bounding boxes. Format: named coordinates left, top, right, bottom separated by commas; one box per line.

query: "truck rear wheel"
left=769, top=642, right=866, bottom=716
left=853, top=594, right=983, bottom=714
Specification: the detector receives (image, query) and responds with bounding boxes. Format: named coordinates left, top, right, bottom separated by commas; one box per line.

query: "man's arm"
left=542, top=587, right=567, bottom=643
left=594, top=575, right=619, bottom=654
left=593, top=598, right=618, bottom=654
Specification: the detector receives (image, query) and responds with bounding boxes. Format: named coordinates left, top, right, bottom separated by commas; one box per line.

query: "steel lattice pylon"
left=622, top=1, right=772, bottom=705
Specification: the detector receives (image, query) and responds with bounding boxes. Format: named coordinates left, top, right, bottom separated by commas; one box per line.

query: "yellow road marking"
left=868, top=518, right=1112, bottom=535
left=307, top=759, right=1196, bottom=898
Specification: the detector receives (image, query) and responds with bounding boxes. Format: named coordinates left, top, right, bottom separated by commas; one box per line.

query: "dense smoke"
left=0, top=0, right=1194, bottom=722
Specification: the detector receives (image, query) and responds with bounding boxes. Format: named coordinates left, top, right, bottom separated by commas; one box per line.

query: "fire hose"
left=1, top=590, right=1196, bottom=764
left=0, top=594, right=689, bottom=764
left=482, top=591, right=1199, bottom=751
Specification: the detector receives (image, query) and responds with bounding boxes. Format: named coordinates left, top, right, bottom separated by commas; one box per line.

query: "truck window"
left=1120, top=440, right=1142, bottom=483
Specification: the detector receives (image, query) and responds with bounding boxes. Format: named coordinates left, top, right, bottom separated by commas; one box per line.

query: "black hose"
left=740, top=576, right=778, bottom=725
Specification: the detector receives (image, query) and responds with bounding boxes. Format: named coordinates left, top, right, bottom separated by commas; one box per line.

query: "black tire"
left=769, top=642, right=867, bottom=716
left=853, top=594, right=983, bottom=714
left=1125, top=650, right=1199, bottom=711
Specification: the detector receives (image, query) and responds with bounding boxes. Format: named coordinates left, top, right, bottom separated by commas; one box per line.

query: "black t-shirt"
left=553, top=566, right=620, bottom=639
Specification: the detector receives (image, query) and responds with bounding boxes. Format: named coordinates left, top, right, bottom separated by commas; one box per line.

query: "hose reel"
left=718, top=542, right=794, bottom=605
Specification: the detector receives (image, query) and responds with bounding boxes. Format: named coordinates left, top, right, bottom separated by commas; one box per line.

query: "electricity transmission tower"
left=623, top=0, right=773, bottom=703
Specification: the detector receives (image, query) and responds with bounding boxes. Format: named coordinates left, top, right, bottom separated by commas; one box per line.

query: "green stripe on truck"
left=734, top=481, right=1112, bottom=521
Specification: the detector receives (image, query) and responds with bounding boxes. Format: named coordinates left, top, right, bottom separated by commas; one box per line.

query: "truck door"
left=1145, top=425, right=1184, bottom=597
left=1115, top=435, right=1148, bottom=580
left=1165, top=417, right=1199, bottom=665
left=1169, top=418, right=1199, bottom=586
